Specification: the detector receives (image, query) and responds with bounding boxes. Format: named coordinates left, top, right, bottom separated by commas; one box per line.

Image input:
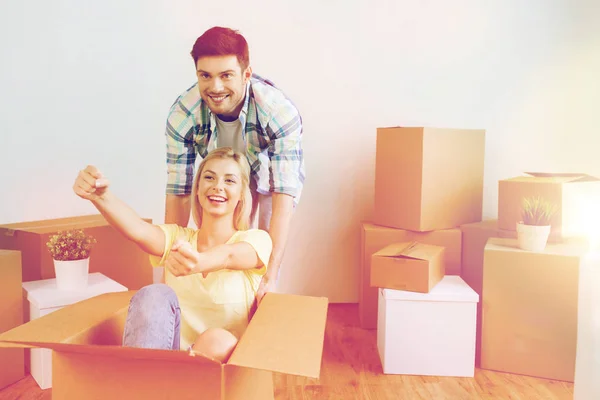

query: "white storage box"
left=22, top=272, right=128, bottom=389
left=574, top=250, right=600, bottom=399
left=377, top=275, right=479, bottom=377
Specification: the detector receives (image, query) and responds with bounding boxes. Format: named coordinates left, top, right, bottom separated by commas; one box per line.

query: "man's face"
left=196, top=55, right=251, bottom=120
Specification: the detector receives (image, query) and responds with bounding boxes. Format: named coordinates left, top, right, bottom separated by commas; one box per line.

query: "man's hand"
left=165, top=239, right=208, bottom=278
left=73, top=165, right=110, bottom=202
left=256, top=274, right=277, bottom=305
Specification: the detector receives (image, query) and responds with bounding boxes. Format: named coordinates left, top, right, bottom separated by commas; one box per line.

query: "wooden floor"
left=0, top=304, right=573, bottom=400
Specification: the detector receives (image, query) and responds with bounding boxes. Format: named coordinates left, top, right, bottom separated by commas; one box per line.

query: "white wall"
left=1, top=0, right=598, bottom=301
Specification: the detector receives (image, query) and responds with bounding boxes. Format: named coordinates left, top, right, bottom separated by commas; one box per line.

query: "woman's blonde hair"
left=191, top=147, right=252, bottom=231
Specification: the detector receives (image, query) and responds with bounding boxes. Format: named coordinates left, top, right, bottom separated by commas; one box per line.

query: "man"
left=163, top=26, right=304, bottom=303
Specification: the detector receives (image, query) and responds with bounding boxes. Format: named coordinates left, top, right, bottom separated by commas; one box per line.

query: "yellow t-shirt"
left=149, top=224, right=273, bottom=350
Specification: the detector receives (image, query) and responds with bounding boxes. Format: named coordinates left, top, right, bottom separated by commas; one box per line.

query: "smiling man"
left=163, top=26, right=304, bottom=303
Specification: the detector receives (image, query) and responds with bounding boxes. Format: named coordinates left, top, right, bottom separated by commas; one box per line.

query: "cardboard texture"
left=459, top=220, right=515, bottom=366
left=370, top=241, right=445, bottom=293
left=0, top=214, right=153, bottom=290
left=23, top=272, right=128, bottom=389
left=481, top=237, right=589, bottom=382
left=373, top=126, right=485, bottom=232
left=573, top=251, right=600, bottom=400
left=360, top=222, right=461, bottom=329
left=0, top=250, right=24, bottom=389
left=498, top=172, right=600, bottom=239
left=0, top=290, right=328, bottom=399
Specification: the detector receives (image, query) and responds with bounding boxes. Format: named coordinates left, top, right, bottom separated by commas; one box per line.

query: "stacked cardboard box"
left=469, top=173, right=600, bottom=382
left=363, top=126, right=485, bottom=377
left=360, top=126, right=485, bottom=329
left=481, top=237, right=591, bottom=382
left=0, top=250, right=24, bottom=389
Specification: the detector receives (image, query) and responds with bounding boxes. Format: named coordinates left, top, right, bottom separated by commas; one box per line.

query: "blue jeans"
left=122, top=284, right=181, bottom=350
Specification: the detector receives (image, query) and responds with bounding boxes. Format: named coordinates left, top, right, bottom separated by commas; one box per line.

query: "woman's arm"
left=73, top=165, right=165, bottom=256
left=165, top=231, right=272, bottom=277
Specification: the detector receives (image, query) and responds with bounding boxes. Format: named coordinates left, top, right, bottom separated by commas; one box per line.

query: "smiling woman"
left=72, top=146, right=272, bottom=362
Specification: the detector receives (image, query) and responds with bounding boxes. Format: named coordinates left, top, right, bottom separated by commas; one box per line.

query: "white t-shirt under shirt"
left=216, top=116, right=245, bottom=153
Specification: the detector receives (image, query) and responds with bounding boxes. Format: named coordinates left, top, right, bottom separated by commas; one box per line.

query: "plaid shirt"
left=164, top=74, right=305, bottom=204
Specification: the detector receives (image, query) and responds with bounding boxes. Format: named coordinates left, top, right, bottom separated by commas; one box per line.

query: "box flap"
left=373, top=241, right=443, bottom=261
left=383, top=275, right=479, bottom=302
left=0, top=291, right=135, bottom=345
left=518, top=172, right=599, bottom=183
left=227, top=292, right=328, bottom=378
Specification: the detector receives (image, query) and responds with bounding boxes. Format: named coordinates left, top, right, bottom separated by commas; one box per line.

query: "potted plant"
left=46, top=228, right=97, bottom=291
left=516, top=196, right=558, bottom=252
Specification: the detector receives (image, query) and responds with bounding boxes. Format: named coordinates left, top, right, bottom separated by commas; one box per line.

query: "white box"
left=22, top=272, right=128, bottom=389
left=377, top=275, right=479, bottom=377
left=574, top=250, right=600, bottom=399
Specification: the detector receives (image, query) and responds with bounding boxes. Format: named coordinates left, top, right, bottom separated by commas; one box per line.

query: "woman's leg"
left=122, top=284, right=181, bottom=350
left=191, top=328, right=238, bottom=362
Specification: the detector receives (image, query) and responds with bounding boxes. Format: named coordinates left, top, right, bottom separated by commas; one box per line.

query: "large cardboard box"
left=23, top=273, right=128, bottom=389
left=373, top=126, right=485, bottom=231
left=377, top=276, right=478, bottom=377
left=573, top=250, right=600, bottom=399
left=371, top=242, right=445, bottom=293
left=481, top=237, right=589, bottom=381
left=498, top=172, right=600, bottom=239
left=0, top=214, right=153, bottom=290
left=0, top=290, right=328, bottom=400
left=360, top=222, right=461, bottom=329
left=0, top=250, right=24, bottom=389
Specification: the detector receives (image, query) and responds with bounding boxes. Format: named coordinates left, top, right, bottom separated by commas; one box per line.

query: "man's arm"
left=263, top=193, right=294, bottom=284
left=165, top=194, right=192, bottom=227
left=164, top=90, right=199, bottom=227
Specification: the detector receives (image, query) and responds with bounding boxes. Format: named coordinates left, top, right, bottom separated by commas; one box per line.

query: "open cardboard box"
left=370, top=241, right=445, bottom=293
left=498, top=172, right=600, bottom=239
left=0, top=290, right=329, bottom=399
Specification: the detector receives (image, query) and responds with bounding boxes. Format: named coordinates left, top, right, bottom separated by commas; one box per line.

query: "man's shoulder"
left=249, top=74, right=299, bottom=118
left=170, top=82, right=202, bottom=112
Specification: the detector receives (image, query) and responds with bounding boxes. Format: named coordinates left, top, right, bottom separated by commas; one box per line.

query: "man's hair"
left=190, top=27, right=250, bottom=70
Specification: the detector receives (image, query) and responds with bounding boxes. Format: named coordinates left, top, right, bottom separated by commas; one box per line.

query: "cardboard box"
left=0, top=250, right=24, bottom=389
left=0, top=290, right=328, bottom=399
left=360, top=222, right=461, bottom=329
left=23, top=273, right=128, bottom=389
left=377, top=276, right=478, bottom=377
left=0, top=214, right=153, bottom=290
left=373, top=126, right=485, bottom=231
left=498, top=172, right=600, bottom=239
left=371, top=241, right=445, bottom=293
left=459, top=219, right=517, bottom=366
left=481, top=237, right=589, bottom=381
left=573, top=250, right=600, bottom=399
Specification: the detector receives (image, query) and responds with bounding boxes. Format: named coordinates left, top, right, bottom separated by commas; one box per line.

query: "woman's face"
left=197, top=158, right=243, bottom=218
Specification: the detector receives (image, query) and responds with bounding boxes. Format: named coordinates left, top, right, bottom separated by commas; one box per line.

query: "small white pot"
left=53, top=258, right=90, bottom=291
left=516, top=222, right=551, bottom=252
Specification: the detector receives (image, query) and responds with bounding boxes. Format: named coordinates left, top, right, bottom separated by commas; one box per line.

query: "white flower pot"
left=53, top=258, right=90, bottom=291
left=516, top=222, right=551, bottom=252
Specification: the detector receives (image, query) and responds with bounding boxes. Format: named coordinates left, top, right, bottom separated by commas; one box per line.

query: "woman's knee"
left=130, top=284, right=178, bottom=309
left=192, top=328, right=238, bottom=363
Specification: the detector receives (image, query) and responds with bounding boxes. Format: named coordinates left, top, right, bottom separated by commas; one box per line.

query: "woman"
left=72, top=147, right=272, bottom=362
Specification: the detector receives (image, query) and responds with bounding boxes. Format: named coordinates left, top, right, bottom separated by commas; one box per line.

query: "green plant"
left=46, top=229, right=97, bottom=261
left=520, top=196, right=558, bottom=226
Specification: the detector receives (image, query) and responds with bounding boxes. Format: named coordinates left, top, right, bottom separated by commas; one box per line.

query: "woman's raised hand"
left=73, top=165, right=110, bottom=202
